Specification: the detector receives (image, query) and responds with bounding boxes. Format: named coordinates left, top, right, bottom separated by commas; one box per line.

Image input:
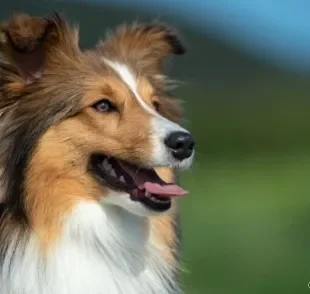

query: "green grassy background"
left=2, top=1, right=310, bottom=293
left=181, top=155, right=310, bottom=293
left=179, top=90, right=310, bottom=293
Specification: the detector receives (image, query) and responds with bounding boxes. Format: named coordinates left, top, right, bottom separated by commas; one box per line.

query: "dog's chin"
left=101, top=189, right=172, bottom=217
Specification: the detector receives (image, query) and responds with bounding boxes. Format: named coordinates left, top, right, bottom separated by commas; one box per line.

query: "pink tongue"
left=118, top=161, right=188, bottom=198
left=141, top=182, right=188, bottom=198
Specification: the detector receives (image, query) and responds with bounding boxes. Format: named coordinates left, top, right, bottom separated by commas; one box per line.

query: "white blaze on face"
left=102, top=58, right=193, bottom=168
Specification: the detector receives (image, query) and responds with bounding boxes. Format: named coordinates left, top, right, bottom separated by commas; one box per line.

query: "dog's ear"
left=0, top=13, right=80, bottom=86
left=97, top=23, right=186, bottom=73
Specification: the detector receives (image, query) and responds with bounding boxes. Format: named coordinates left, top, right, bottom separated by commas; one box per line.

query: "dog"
left=0, top=13, right=195, bottom=294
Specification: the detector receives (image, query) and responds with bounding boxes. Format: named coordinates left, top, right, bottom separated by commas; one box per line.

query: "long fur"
left=0, top=13, right=187, bottom=294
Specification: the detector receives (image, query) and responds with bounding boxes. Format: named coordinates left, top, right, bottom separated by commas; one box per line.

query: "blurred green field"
left=180, top=154, right=310, bottom=294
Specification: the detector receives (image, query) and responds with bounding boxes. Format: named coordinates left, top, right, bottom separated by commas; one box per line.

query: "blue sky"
left=69, top=0, right=310, bottom=73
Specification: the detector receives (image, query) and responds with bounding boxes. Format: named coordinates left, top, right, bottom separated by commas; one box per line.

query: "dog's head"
left=0, top=13, right=195, bottom=220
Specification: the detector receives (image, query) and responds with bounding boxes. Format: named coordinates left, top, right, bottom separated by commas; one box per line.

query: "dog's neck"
left=1, top=201, right=180, bottom=294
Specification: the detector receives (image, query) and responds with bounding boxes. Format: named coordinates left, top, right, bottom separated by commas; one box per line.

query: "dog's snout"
left=165, top=131, right=195, bottom=160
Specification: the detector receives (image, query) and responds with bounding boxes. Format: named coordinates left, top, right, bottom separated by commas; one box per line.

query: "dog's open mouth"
left=89, top=154, right=188, bottom=212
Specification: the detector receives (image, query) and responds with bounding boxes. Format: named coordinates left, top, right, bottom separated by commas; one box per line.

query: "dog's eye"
left=153, top=101, right=160, bottom=111
left=92, top=99, right=116, bottom=113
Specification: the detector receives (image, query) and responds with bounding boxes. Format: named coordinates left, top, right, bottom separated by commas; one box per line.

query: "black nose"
left=165, top=131, right=195, bottom=160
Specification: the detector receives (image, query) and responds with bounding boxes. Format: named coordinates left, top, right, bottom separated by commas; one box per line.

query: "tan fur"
left=0, top=13, right=47, bottom=51
left=152, top=168, right=179, bottom=263
left=25, top=128, right=95, bottom=251
left=97, top=22, right=185, bottom=74
left=0, top=13, right=185, bottom=265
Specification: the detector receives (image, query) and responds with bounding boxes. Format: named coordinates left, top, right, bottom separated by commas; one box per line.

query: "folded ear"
left=97, top=23, right=186, bottom=73
left=0, top=13, right=80, bottom=85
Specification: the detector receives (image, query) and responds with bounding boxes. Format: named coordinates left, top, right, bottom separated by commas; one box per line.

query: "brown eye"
left=92, top=99, right=116, bottom=113
left=153, top=101, right=160, bottom=111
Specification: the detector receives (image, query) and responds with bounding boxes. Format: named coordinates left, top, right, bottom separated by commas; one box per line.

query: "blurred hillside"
left=2, top=1, right=310, bottom=159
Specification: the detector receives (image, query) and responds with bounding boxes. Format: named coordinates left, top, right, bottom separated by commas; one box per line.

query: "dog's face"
left=0, top=14, right=195, bottom=218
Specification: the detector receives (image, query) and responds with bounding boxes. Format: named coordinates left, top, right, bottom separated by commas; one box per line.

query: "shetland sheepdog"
left=0, top=13, right=195, bottom=294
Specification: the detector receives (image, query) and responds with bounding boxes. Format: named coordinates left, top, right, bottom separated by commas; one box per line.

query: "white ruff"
left=1, top=201, right=180, bottom=294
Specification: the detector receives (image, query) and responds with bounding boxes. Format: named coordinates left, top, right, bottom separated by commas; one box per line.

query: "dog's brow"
left=101, top=58, right=185, bottom=138
left=102, top=58, right=158, bottom=116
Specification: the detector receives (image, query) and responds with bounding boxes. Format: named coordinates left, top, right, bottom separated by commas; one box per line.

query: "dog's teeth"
left=119, top=176, right=125, bottom=183
left=153, top=197, right=162, bottom=203
left=145, top=191, right=170, bottom=204
left=150, top=195, right=170, bottom=204
left=110, top=168, right=116, bottom=177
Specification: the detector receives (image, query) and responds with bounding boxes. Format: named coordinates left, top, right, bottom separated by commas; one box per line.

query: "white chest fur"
left=1, top=202, right=180, bottom=294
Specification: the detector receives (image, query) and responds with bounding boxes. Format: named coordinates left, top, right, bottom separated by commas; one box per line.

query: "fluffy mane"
left=0, top=13, right=192, bottom=294
left=0, top=14, right=82, bottom=223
